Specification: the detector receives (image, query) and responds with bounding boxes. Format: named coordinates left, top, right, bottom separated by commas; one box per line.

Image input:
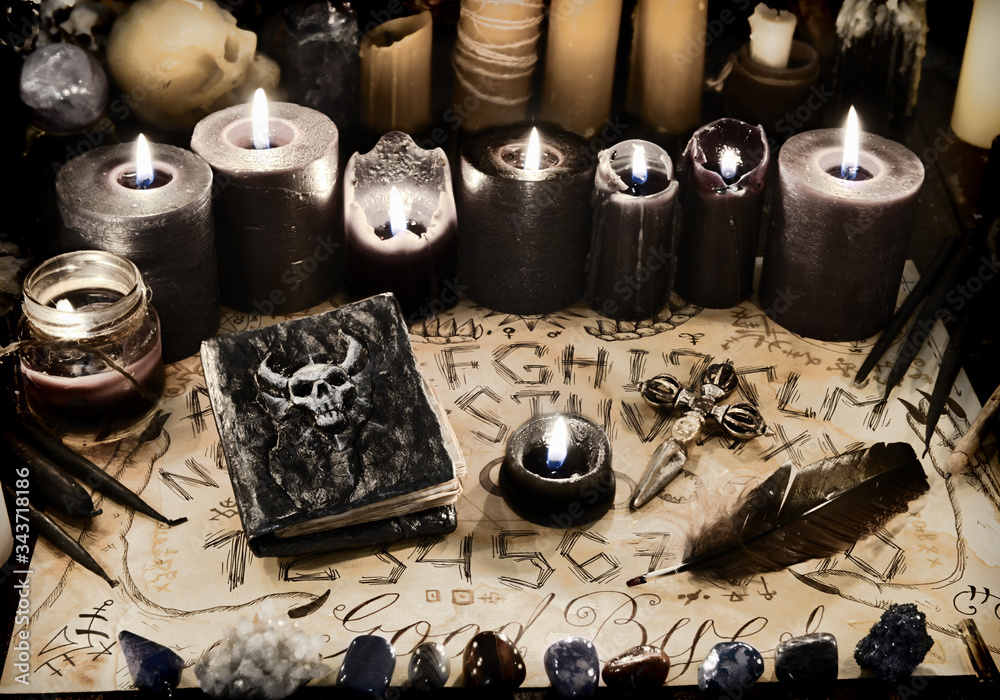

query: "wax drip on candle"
left=547, top=416, right=569, bottom=472
left=135, top=134, right=153, bottom=189
left=252, top=88, right=270, bottom=150
left=719, top=146, right=741, bottom=185
left=524, top=127, right=541, bottom=172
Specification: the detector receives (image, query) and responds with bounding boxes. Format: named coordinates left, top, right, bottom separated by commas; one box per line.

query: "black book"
left=201, top=294, right=463, bottom=556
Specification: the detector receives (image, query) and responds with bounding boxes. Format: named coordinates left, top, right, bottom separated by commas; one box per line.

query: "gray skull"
left=256, top=333, right=374, bottom=442
left=288, top=363, right=357, bottom=429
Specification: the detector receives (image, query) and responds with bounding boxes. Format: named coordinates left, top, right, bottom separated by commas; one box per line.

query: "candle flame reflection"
left=252, top=88, right=270, bottom=150
left=524, top=127, right=541, bottom=172
left=389, top=186, right=408, bottom=237
left=547, top=416, right=569, bottom=472
left=841, top=106, right=860, bottom=180
left=631, top=145, right=648, bottom=185
left=720, top=147, right=740, bottom=183
left=135, top=134, right=154, bottom=189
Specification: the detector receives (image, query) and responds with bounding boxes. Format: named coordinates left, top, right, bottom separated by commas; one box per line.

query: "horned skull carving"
left=256, top=333, right=375, bottom=443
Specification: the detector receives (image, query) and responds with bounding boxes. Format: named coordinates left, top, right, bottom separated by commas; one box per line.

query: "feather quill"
left=627, top=442, right=929, bottom=586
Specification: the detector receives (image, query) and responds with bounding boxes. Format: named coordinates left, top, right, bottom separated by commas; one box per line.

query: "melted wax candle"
left=344, top=131, right=457, bottom=322
left=587, top=140, right=679, bottom=320
left=676, top=118, right=770, bottom=309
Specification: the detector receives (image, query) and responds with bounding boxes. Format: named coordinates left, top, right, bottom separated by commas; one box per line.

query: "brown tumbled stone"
left=601, top=644, right=671, bottom=691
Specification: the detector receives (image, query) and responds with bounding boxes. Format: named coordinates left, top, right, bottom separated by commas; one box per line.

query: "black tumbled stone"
left=854, top=604, right=934, bottom=683
left=775, top=632, right=838, bottom=684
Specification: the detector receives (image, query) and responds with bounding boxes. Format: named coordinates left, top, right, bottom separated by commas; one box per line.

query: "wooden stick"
left=947, top=382, right=1000, bottom=475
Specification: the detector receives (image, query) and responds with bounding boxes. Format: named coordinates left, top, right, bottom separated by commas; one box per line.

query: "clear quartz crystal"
left=194, top=601, right=330, bottom=699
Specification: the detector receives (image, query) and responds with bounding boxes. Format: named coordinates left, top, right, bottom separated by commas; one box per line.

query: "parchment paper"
left=3, top=262, right=998, bottom=692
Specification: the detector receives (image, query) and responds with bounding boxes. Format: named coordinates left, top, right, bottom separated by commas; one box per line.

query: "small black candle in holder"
left=458, top=124, right=595, bottom=315
left=499, top=413, right=614, bottom=527
left=676, top=118, right=770, bottom=309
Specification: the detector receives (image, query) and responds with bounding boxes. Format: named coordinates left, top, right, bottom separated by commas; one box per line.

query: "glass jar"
left=18, top=250, right=165, bottom=442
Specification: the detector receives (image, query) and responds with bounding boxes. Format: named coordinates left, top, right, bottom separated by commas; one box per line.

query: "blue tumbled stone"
left=118, top=630, right=184, bottom=692
left=408, top=641, right=450, bottom=691
left=698, top=641, right=764, bottom=695
left=544, top=637, right=600, bottom=699
left=337, top=635, right=396, bottom=698
left=775, top=632, right=838, bottom=684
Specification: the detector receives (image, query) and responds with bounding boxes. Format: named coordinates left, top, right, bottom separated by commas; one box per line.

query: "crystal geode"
left=854, top=603, right=934, bottom=683
left=194, top=600, right=330, bottom=699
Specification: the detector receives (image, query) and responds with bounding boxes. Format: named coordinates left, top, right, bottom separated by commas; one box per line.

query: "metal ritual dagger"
left=631, top=363, right=767, bottom=509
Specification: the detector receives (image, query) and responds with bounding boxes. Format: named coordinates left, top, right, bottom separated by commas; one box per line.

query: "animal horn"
left=256, top=353, right=287, bottom=396
left=340, top=333, right=367, bottom=375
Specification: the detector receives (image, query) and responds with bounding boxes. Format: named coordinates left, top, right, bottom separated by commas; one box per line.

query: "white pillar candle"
left=540, top=0, right=623, bottom=139
left=360, top=11, right=433, bottom=135
left=748, top=3, right=797, bottom=69
left=951, top=0, right=1000, bottom=149
left=625, top=0, right=708, bottom=135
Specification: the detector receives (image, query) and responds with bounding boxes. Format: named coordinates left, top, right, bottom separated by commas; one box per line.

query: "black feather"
left=628, top=443, right=929, bottom=586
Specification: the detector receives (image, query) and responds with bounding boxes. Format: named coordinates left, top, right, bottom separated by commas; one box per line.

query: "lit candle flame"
left=720, top=146, right=740, bottom=183
left=841, top=105, right=860, bottom=181
left=389, top=186, right=408, bottom=237
left=631, top=145, right=648, bottom=186
left=547, top=416, right=569, bottom=471
left=55, top=298, right=74, bottom=312
left=135, top=134, right=154, bottom=189
left=252, top=88, right=270, bottom=150
left=524, top=127, right=541, bottom=172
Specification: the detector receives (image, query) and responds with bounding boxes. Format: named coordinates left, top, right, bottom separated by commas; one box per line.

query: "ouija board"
left=2, top=262, right=999, bottom=692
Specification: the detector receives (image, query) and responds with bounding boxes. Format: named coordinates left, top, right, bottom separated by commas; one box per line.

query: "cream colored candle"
left=360, top=11, right=433, bottom=134
left=748, top=2, right=797, bottom=69
left=541, top=0, right=623, bottom=138
left=626, top=0, right=708, bottom=134
left=452, top=0, right=545, bottom=132
left=951, top=0, right=1000, bottom=149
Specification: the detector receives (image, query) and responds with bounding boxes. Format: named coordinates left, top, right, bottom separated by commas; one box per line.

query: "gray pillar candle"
left=758, top=121, right=924, bottom=341
left=587, top=139, right=680, bottom=320
left=458, top=124, right=595, bottom=315
left=343, top=131, right=457, bottom=323
left=191, top=100, right=340, bottom=315
left=676, top=118, right=770, bottom=309
left=55, top=139, right=218, bottom=363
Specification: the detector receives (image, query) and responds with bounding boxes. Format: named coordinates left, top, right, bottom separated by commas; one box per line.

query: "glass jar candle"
left=18, top=250, right=165, bottom=442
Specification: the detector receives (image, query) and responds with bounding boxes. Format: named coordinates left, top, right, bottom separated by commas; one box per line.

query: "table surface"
left=2, top=5, right=999, bottom=699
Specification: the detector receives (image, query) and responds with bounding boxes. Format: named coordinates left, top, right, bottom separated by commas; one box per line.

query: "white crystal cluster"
left=195, top=600, right=330, bottom=699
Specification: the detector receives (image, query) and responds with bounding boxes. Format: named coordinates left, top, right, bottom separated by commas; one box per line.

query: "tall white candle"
left=748, top=3, right=797, bottom=69
left=951, top=0, right=1000, bottom=149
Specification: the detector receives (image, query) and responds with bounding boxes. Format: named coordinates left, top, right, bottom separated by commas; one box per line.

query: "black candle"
left=759, top=110, right=924, bottom=341
left=587, top=139, right=680, bottom=320
left=499, top=413, right=614, bottom=528
left=190, top=97, right=341, bottom=315
left=675, top=118, right=770, bottom=309
left=55, top=138, right=218, bottom=363
left=458, top=124, right=595, bottom=315
left=343, top=131, right=457, bottom=322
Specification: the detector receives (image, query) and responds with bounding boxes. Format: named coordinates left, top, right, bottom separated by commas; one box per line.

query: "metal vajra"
left=631, top=363, right=767, bottom=509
